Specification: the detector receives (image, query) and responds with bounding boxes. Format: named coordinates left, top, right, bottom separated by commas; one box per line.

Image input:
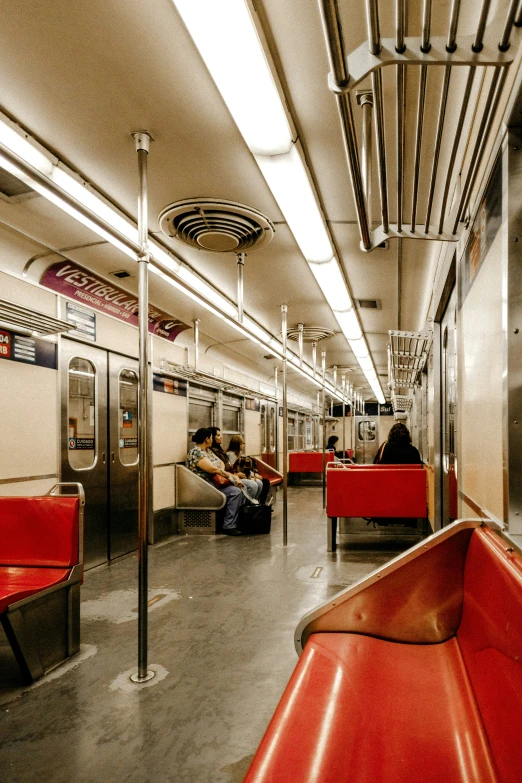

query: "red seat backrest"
left=289, top=452, right=334, bottom=472
left=457, top=528, right=522, bottom=783
left=0, top=497, right=80, bottom=567
left=326, top=467, right=427, bottom=518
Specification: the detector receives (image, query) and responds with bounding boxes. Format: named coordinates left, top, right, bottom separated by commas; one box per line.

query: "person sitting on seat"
left=374, top=422, right=422, bottom=465
left=226, top=434, right=270, bottom=504
left=186, top=427, right=245, bottom=536
left=326, top=435, right=353, bottom=461
left=208, top=426, right=261, bottom=502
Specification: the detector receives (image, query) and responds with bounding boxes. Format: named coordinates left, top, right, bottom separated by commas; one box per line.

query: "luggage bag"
left=238, top=504, right=272, bottom=534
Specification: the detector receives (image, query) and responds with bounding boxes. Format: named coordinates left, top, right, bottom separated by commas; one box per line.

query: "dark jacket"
left=378, top=442, right=422, bottom=465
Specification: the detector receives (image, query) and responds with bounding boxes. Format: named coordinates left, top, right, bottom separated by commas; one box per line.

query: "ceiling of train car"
left=0, top=0, right=515, bottom=400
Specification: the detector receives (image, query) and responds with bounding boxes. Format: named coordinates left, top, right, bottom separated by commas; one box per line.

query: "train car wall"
left=458, top=152, right=505, bottom=526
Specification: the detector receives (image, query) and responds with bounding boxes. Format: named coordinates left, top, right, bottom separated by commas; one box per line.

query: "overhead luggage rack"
left=318, top=0, right=522, bottom=251
left=0, top=297, right=74, bottom=337
left=388, top=330, right=431, bottom=390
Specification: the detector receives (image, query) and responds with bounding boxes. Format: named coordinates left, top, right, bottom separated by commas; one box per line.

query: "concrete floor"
left=0, top=487, right=419, bottom=783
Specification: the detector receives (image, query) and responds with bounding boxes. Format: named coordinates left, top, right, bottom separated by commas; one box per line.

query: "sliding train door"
left=61, top=339, right=139, bottom=568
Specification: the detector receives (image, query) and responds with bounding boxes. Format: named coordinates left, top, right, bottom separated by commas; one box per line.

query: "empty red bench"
left=289, top=451, right=334, bottom=473
left=0, top=483, right=84, bottom=683
left=244, top=520, right=522, bottom=783
left=326, top=463, right=427, bottom=550
left=254, top=458, right=283, bottom=487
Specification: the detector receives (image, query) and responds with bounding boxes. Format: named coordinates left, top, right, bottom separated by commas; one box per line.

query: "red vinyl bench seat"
left=326, top=464, right=427, bottom=550
left=245, top=522, right=522, bottom=783
left=0, top=484, right=84, bottom=683
left=254, top=458, right=283, bottom=487
left=289, top=451, right=334, bottom=473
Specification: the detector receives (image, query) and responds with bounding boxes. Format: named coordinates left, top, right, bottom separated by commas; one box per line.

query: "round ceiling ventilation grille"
left=158, top=198, right=275, bottom=253
left=287, top=326, right=335, bottom=342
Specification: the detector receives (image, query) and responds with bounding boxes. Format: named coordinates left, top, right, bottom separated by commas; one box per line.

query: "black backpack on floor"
left=238, top=504, right=271, bottom=535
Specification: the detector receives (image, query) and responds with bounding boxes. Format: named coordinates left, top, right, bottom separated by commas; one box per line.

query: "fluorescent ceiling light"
left=335, top=309, right=363, bottom=343
left=0, top=119, right=53, bottom=174
left=309, top=259, right=352, bottom=311
left=173, top=0, right=292, bottom=156
left=349, top=337, right=370, bottom=359
left=255, top=145, right=333, bottom=263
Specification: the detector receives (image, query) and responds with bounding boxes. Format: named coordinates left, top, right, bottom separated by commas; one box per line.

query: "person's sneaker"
left=223, top=528, right=242, bottom=536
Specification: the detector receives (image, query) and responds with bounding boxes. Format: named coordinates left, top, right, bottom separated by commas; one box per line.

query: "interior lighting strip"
left=172, top=0, right=384, bottom=404
left=0, top=117, right=349, bottom=403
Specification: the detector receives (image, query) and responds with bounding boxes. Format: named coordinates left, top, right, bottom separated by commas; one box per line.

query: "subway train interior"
left=1, top=1, right=522, bottom=781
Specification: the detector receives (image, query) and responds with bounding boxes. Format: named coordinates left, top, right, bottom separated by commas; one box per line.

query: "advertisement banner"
left=40, top=261, right=190, bottom=342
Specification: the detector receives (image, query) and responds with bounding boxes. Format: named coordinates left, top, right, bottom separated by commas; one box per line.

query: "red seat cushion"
left=0, top=567, right=71, bottom=613
left=0, top=497, right=79, bottom=567
left=457, top=528, right=522, bottom=783
left=326, top=467, right=427, bottom=518
left=244, top=633, right=498, bottom=783
left=289, top=452, right=334, bottom=472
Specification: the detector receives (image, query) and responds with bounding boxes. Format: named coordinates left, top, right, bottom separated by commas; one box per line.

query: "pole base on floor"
left=130, top=669, right=156, bottom=683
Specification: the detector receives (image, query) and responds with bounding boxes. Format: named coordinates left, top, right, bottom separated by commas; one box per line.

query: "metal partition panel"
left=175, top=465, right=226, bottom=510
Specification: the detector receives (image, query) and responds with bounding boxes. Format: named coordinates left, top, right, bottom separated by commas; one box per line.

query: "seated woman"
left=226, top=435, right=270, bottom=504
left=186, top=427, right=245, bottom=536
left=208, top=426, right=261, bottom=502
left=374, top=422, right=422, bottom=464
left=326, top=435, right=352, bottom=462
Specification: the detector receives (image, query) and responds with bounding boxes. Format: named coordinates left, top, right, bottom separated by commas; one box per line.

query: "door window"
left=358, top=420, right=376, bottom=441
left=68, top=357, right=96, bottom=470
left=119, top=369, right=138, bottom=466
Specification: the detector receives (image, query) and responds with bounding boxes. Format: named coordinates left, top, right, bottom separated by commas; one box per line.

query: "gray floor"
left=0, top=487, right=419, bottom=783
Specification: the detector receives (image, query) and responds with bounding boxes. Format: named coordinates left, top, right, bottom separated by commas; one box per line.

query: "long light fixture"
left=172, top=0, right=385, bottom=404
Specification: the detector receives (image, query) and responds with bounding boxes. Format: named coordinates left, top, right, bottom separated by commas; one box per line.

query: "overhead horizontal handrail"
left=317, top=0, right=520, bottom=251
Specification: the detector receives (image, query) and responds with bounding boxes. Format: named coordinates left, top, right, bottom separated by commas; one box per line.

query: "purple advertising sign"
left=40, top=261, right=190, bottom=342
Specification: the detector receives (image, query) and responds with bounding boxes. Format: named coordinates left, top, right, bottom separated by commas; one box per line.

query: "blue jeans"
left=241, top=478, right=262, bottom=500
left=220, top=485, right=245, bottom=530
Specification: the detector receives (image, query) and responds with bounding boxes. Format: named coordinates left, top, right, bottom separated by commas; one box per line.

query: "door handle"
left=102, top=452, right=106, bottom=464
left=112, top=452, right=115, bottom=463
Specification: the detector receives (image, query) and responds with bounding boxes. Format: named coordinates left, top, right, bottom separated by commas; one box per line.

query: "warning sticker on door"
left=69, top=438, right=95, bottom=450
left=123, top=438, right=137, bottom=448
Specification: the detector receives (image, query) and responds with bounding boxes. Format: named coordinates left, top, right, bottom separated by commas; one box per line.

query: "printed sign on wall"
left=40, top=260, right=190, bottom=342
left=152, top=374, right=188, bottom=397
left=66, top=302, right=96, bottom=341
left=0, top=329, right=57, bottom=369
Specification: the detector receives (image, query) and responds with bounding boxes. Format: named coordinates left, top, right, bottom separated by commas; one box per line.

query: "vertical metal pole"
left=274, top=366, right=278, bottom=398
left=281, top=305, right=288, bottom=547
left=342, top=374, right=346, bottom=457
left=237, top=253, right=245, bottom=323
left=298, top=323, right=304, bottom=367
left=131, top=130, right=154, bottom=684
left=321, top=351, right=327, bottom=509
left=312, top=342, right=317, bottom=376
left=333, top=364, right=338, bottom=390
left=193, top=318, right=200, bottom=371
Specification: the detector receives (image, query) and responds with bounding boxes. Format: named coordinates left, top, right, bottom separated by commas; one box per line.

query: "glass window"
left=189, top=401, right=213, bottom=431
left=68, top=357, right=96, bottom=470
left=119, top=369, right=138, bottom=466
left=288, top=415, right=295, bottom=451
left=268, top=407, right=275, bottom=451
left=222, top=405, right=240, bottom=434
left=358, top=420, right=376, bottom=442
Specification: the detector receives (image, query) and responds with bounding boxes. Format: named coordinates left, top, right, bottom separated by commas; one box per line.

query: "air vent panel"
left=158, top=198, right=275, bottom=253
left=287, top=325, right=335, bottom=342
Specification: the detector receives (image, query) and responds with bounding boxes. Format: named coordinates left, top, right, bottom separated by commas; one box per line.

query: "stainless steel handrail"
left=396, top=64, right=405, bottom=233
left=473, top=0, right=492, bottom=52
left=372, top=69, right=389, bottom=233
left=319, top=0, right=372, bottom=250
left=396, top=0, right=406, bottom=53
left=366, top=0, right=381, bottom=55
left=499, top=0, right=519, bottom=50
left=411, top=66, right=428, bottom=231
left=425, top=66, right=451, bottom=231
left=421, top=0, right=433, bottom=53
left=446, top=0, right=461, bottom=52
left=437, top=66, right=476, bottom=234
left=452, top=66, right=504, bottom=233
